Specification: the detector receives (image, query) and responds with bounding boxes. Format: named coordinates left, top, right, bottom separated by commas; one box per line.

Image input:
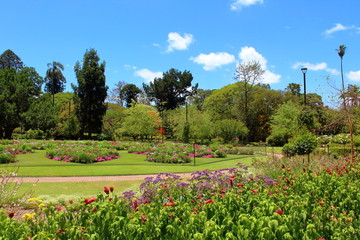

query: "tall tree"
left=0, top=67, right=44, bottom=138
left=143, top=68, right=198, bottom=110
left=120, top=84, right=142, bottom=107
left=234, top=60, right=265, bottom=141
left=107, top=80, right=127, bottom=106
left=0, top=49, right=24, bottom=70
left=336, top=45, right=346, bottom=93
left=44, top=61, right=66, bottom=105
left=73, top=49, right=108, bottom=138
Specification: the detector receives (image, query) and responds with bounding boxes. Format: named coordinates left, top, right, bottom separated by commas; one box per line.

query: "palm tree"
left=336, top=45, right=346, bottom=92
left=45, top=61, right=66, bottom=105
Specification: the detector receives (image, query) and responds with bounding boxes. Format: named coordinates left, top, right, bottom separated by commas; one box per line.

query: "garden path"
left=12, top=173, right=194, bottom=183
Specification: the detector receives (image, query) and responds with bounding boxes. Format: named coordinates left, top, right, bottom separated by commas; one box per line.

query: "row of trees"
left=0, top=47, right=359, bottom=145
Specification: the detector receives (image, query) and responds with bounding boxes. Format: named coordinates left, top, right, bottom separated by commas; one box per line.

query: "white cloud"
left=190, top=52, right=235, bottom=70
left=153, top=43, right=161, bottom=48
left=167, top=32, right=194, bottom=52
left=347, top=71, right=360, bottom=82
left=231, top=0, right=264, bottom=10
left=292, top=62, right=339, bottom=75
left=323, top=23, right=356, bottom=37
left=238, top=46, right=281, bottom=84
left=263, top=70, right=281, bottom=84
left=135, top=68, right=163, bottom=83
left=124, top=64, right=137, bottom=70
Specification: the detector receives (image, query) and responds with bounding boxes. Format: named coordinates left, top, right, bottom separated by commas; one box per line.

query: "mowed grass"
left=0, top=150, right=264, bottom=177
left=17, top=180, right=143, bottom=203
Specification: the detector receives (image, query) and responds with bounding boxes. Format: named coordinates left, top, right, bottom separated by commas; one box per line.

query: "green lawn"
left=17, top=180, right=143, bottom=203
left=0, top=150, right=262, bottom=177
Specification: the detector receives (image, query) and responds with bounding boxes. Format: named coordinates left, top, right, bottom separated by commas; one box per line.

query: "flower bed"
left=45, top=144, right=119, bottom=164
left=2, top=159, right=360, bottom=239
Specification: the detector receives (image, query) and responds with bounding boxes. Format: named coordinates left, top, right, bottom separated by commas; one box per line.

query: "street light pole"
left=301, top=68, right=308, bottom=106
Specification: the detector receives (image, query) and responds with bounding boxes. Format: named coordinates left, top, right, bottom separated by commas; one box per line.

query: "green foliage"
left=25, top=129, right=45, bottom=140
left=120, top=84, right=142, bottom=107
left=0, top=55, right=44, bottom=138
left=73, top=48, right=108, bottom=137
left=44, top=61, right=66, bottom=95
left=169, top=106, right=214, bottom=143
left=119, top=104, right=160, bottom=140
left=23, top=94, right=58, bottom=132
left=332, top=133, right=350, bottom=145
left=282, top=133, right=318, bottom=157
left=60, top=115, right=81, bottom=139
left=203, top=82, right=241, bottom=121
left=0, top=49, right=24, bottom=70
left=187, top=89, right=214, bottom=111
left=102, top=104, right=126, bottom=140
left=267, top=101, right=301, bottom=146
left=214, top=119, right=248, bottom=143
left=2, top=161, right=360, bottom=239
left=143, top=68, right=198, bottom=110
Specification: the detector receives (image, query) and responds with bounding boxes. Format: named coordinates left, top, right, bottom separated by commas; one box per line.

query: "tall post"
left=301, top=68, right=308, bottom=106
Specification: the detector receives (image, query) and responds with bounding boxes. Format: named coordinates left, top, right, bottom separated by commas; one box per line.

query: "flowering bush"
left=45, top=144, right=119, bottom=164
left=1, top=158, right=360, bottom=239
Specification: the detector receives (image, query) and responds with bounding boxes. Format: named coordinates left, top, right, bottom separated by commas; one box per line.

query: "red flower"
left=275, top=209, right=284, bottom=215
left=230, top=178, right=234, bottom=187
left=56, top=229, right=68, bottom=234
left=133, top=200, right=138, bottom=210
left=69, top=200, right=73, bottom=204
left=56, top=206, right=63, bottom=211
left=104, top=186, right=110, bottom=195
left=84, top=197, right=96, bottom=205
left=168, top=197, right=173, bottom=203
left=141, top=214, right=147, bottom=222
left=8, top=212, right=14, bottom=218
left=162, top=184, right=168, bottom=188
left=231, top=175, right=236, bottom=178
left=204, top=199, right=213, bottom=204
left=237, top=183, right=244, bottom=187
left=163, top=202, right=175, bottom=207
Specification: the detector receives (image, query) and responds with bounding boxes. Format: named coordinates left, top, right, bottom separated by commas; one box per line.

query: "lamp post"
left=301, top=68, right=308, bottom=106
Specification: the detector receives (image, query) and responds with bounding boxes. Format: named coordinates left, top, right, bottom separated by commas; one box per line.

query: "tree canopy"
left=73, top=49, right=108, bottom=137
left=143, top=68, right=198, bottom=110
left=0, top=49, right=24, bottom=70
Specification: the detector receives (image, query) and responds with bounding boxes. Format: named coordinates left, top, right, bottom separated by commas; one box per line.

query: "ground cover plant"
left=45, top=143, right=120, bottom=163
left=1, top=155, right=360, bottom=239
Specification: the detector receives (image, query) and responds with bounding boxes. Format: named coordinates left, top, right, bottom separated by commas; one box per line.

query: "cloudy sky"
left=2, top=0, right=360, bottom=106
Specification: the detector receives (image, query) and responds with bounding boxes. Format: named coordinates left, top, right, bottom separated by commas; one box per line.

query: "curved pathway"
left=12, top=173, right=194, bottom=183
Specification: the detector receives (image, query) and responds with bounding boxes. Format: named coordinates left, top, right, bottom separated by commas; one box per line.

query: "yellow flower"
left=27, top=198, right=43, bottom=204
left=22, top=213, right=36, bottom=221
left=27, top=198, right=43, bottom=208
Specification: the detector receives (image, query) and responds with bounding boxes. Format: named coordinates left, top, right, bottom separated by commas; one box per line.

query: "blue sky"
left=2, top=0, right=360, bottom=107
